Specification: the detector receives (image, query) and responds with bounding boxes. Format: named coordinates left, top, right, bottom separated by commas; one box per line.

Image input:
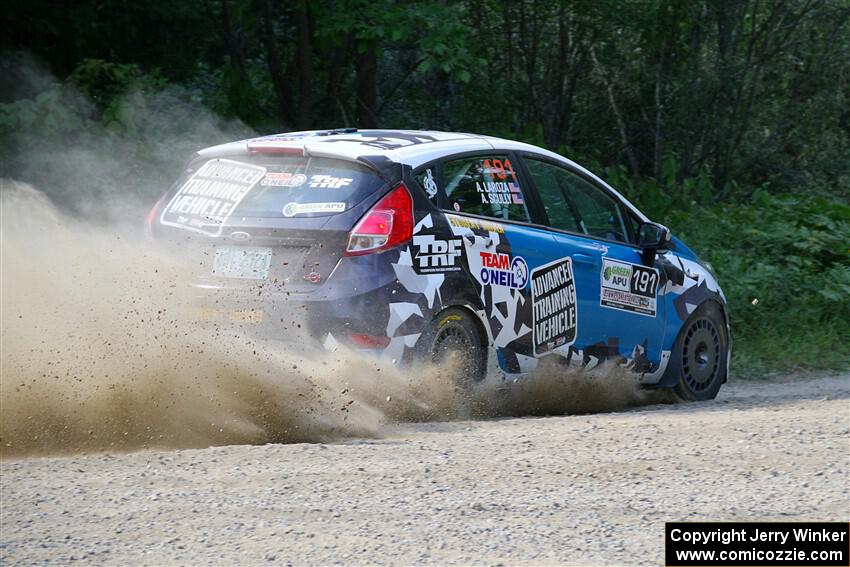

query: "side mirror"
left=637, top=222, right=669, bottom=247
left=637, top=222, right=670, bottom=265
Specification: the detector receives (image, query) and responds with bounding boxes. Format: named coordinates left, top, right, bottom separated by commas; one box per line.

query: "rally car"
left=146, top=129, right=730, bottom=401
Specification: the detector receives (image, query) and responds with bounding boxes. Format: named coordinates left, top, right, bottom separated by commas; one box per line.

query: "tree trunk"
left=355, top=47, right=378, bottom=128
left=219, top=0, right=249, bottom=84
left=295, top=0, right=313, bottom=129
left=653, top=47, right=665, bottom=182
left=590, top=45, right=640, bottom=176
left=257, top=0, right=292, bottom=126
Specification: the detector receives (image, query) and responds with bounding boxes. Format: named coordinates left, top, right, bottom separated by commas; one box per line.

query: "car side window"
left=523, top=159, right=583, bottom=233
left=442, top=156, right=530, bottom=222
left=523, top=157, right=629, bottom=243
left=570, top=179, right=629, bottom=242
left=623, top=211, right=642, bottom=242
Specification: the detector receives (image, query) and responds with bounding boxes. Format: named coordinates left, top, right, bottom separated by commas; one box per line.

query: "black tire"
left=672, top=302, right=729, bottom=401
left=414, top=307, right=487, bottom=388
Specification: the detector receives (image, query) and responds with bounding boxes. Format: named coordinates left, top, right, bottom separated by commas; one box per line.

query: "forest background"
left=2, top=0, right=848, bottom=374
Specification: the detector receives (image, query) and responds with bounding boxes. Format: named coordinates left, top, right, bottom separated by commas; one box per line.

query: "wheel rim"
left=431, top=323, right=475, bottom=378
left=681, top=317, right=721, bottom=393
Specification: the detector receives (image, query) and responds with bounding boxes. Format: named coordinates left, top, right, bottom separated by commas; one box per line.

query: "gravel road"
left=1, top=373, right=848, bottom=566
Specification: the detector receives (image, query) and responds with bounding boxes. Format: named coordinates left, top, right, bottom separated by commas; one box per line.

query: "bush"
left=669, top=191, right=850, bottom=375
left=582, top=153, right=850, bottom=375
left=3, top=58, right=846, bottom=376
left=0, top=58, right=252, bottom=220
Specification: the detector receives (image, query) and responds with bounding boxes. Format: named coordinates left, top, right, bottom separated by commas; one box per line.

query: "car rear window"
left=163, top=155, right=386, bottom=229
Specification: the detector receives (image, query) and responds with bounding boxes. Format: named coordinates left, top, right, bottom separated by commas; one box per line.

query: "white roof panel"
left=195, top=129, right=648, bottom=221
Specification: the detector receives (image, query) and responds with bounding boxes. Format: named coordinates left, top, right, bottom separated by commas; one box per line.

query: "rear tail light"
left=345, top=184, right=413, bottom=256
left=348, top=333, right=391, bottom=349
left=144, top=196, right=165, bottom=239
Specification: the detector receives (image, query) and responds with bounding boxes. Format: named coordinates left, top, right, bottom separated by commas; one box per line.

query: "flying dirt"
left=1, top=373, right=846, bottom=565
left=0, top=181, right=659, bottom=458
left=1, top=183, right=846, bottom=567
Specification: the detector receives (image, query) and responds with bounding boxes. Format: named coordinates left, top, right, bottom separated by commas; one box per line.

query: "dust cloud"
left=1, top=59, right=665, bottom=459
left=0, top=182, right=468, bottom=457
left=0, top=182, right=665, bottom=458
left=482, top=359, right=675, bottom=418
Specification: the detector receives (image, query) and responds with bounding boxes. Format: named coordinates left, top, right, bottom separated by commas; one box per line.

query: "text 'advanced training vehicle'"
left=147, top=129, right=731, bottom=401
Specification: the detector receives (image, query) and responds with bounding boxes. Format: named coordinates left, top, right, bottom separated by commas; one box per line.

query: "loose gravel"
left=1, top=373, right=848, bottom=566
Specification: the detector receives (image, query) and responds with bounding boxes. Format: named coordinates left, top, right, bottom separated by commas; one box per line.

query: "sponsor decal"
left=479, top=251, right=528, bottom=289
left=475, top=181, right=524, bottom=205
left=483, top=158, right=515, bottom=181
left=412, top=234, right=462, bottom=273
left=600, top=258, right=659, bottom=317
left=160, top=159, right=266, bottom=236
left=325, top=131, right=438, bottom=150
left=282, top=202, right=346, bottom=217
left=422, top=168, right=438, bottom=199
left=478, top=158, right=524, bottom=205
left=309, top=175, right=353, bottom=189
left=260, top=172, right=307, bottom=187
left=531, top=257, right=577, bottom=356
left=446, top=214, right=505, bottom=234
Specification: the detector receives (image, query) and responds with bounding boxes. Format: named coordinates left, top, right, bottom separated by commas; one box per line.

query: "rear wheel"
left=414, top=307, right=487, bottom=389
left=673, top=303, right=728, bottom=401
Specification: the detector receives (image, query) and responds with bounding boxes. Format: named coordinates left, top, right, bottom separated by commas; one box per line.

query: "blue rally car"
left=147, top=129, right=731, bottom=401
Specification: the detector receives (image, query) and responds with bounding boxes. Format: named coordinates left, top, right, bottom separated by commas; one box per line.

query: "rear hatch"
left=153, top=153, right=390, bottom=294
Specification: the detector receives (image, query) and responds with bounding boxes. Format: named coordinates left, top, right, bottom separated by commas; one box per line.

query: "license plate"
left=193, top=307, right=264, bottom=324
left=212, top=246, right=272, bottom=279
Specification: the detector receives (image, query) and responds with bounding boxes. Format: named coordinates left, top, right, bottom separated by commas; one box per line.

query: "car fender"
left=641, top=249, right=730, bottom=385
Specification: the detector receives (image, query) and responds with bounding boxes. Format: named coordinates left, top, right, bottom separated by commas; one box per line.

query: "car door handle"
left=572, top=253, right=598, bottom=266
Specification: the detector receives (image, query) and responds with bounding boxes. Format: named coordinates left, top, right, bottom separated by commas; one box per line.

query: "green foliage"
left=68, top=59, right=165, bottom=109
left=315, top=0, right=480, bottom=78
left=669, top=192, right=850, bottom=375
left=569, top=151, right=850, bottom=374
left=2, top=0, right=848, bottom=374
left=599, top=158, right=709, bottom=219
left=0, top=58, right=251, bottom=217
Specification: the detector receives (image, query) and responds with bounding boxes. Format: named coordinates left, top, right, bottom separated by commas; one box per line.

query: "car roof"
left=197, top=129, right=648, bottom=221
left=199, top=128, right=559, bottom=168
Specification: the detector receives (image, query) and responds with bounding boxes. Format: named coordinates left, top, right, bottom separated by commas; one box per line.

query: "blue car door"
left=437, top=153, right=571, bottom=372
left=519, top=156, right=668, bottom=375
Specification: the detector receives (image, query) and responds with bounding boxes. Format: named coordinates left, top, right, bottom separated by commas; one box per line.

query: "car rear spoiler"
left=195, top=140, right=402, bottom=184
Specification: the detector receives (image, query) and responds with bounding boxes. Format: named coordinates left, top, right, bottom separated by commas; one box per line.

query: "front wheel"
left=673, top=303, right=729, bottom=401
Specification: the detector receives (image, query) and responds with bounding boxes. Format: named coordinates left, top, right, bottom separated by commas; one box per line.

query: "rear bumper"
left=186, top=277, right=411, bottom=349
left=184, top=244, right=429, bottom=350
